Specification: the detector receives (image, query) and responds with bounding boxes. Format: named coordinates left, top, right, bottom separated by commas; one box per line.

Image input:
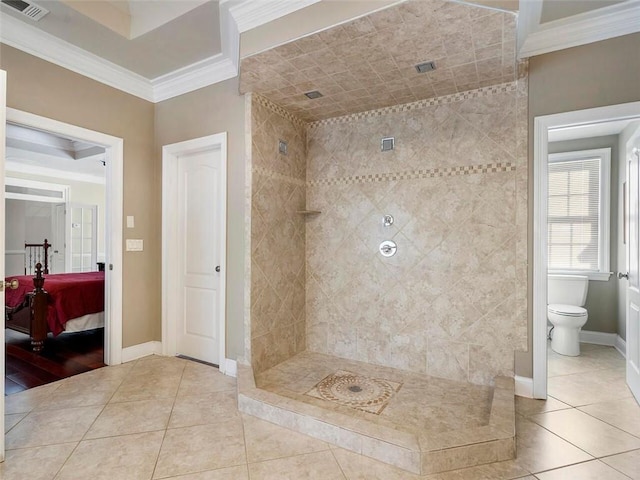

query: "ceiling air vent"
left=1, top=0, right=49, bottom=21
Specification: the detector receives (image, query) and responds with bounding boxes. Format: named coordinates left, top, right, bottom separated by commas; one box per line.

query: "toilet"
left=548, top=275, right=589, bottom=356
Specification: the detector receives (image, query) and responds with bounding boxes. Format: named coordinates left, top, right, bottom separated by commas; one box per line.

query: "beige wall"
left=516, top=32, right=640, bottom=378
left=305, top=82, right=528, bottom=385
left=249, top=94, right=307, bottom=374
left=1, top=44, right=157, bottom=348
left=154, top=78, right=246, bottom=360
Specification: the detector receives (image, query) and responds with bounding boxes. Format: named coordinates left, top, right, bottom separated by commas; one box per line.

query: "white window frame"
left=548, top=147, right=611, bottom=281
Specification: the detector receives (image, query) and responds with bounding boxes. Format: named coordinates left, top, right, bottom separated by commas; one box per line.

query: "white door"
left=176, top=148, right=222, bottom=364
left=52, top=203, right=66, bottom=273
left=627, top=141, right=640, bottom=403
left=1, top=68, right=8, bottom=461
left=69, top=203, right=98, bottom=272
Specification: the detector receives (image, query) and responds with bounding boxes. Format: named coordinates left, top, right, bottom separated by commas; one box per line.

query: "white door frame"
left=533, top=101, right=640, bottom=399
left=161, top=133, right=227, bottom=370
left=1, top=68, right=7, bottom=462
left=6, top=108, right=124, bottom=366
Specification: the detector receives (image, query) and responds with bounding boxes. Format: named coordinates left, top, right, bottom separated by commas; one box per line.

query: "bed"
left=5, top=240, right=105, bottom=352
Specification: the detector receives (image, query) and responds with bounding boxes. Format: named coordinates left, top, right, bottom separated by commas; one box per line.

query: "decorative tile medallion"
left=306, top=370, right=402, bottom=414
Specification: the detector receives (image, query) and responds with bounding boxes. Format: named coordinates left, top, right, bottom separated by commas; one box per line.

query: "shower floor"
left=237, top=352, right=515, bottom=474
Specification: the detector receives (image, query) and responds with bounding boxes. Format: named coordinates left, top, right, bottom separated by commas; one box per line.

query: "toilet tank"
left=548, top=275, right=589, bottom=306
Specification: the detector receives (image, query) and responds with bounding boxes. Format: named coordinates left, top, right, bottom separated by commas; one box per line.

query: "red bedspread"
left=5, top=271, right=105, bottom=336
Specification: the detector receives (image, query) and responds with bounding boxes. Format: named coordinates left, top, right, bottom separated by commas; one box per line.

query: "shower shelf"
left=296, top=210, right=321, bottom=215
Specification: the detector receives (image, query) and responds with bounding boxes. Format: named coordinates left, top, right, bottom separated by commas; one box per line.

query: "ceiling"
left=5, top=124, right=107, bottom=183
left=240, top=0, right=517, bottom=122
left=0, top=0, right=221, bottom=79
left=0, top=0, right=638, bottom=103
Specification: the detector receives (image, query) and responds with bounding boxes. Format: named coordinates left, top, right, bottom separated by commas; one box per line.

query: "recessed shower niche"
left=243, top=0, right=527, bottom=473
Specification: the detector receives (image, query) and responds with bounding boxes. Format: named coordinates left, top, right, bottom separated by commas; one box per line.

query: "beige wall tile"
left=250, top=95, right=307, bottom=374
left=305, top=85, right=526, bottom=384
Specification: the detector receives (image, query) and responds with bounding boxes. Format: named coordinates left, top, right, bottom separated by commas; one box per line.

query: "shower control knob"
left=379, top=240, right=397, bottom=257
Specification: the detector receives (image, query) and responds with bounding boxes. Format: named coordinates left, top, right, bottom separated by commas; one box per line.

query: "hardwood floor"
left=5, top=328, right=105, bottom=395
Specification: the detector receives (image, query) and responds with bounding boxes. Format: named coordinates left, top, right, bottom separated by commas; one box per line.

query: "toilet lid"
left=548, top=304, right=587, bottom=316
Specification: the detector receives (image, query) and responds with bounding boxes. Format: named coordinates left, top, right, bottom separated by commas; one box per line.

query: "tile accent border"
left=308, top=82, right=518, bottom=128
left=253, top=165, right=306, bottom=186
left=308, top=162, right=516, bottom=187
left=253, top=92, right=307, bottom=129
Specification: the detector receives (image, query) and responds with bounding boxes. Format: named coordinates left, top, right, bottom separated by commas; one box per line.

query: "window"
left=548, top=148, right=611, bottom=281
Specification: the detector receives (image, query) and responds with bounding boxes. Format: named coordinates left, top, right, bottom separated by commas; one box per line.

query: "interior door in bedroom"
left=175, top=145, right=224, bottom=365
left=1, top=68, right=8, bottom=461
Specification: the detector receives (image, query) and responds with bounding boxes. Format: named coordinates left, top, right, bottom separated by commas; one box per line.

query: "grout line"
left=150, top=359, right=185, bottom=480
left=329, top=447, right=349, bottom=479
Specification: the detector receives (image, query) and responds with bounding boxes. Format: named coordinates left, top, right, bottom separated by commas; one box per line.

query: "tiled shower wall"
left=249, top=94, right=307, bottom=374
left=305, top=80, right=528, bottom=385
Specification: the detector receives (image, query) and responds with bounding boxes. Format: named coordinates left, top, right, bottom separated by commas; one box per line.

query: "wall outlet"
left=126, top=216, right=135, bottom=228
left=126, top=239, right=143, bottom=251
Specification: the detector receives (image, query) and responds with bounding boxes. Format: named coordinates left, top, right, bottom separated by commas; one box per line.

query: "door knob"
left=1, top=279, right=19, bottom=291
left=215, top=266, right=220, bottom=273
left=618, top=272, right=629, bottom=279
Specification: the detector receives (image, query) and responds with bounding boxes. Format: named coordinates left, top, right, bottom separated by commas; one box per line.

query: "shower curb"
left=237, top=363, right=515, bottom=475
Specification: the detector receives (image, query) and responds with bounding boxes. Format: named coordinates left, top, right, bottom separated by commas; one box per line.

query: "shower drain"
left=306, top=370, right=402, bottom=414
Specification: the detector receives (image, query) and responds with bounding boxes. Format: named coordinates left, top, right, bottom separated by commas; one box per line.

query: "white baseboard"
left=615, top=335, right=627, bottom=358
left=221, top=358, right=237, bottom=377
left=121, top=341, right=163, bottom=363
left=515, top=375, right=534, bottom=398
left=580, top=330, right=617, bottom=346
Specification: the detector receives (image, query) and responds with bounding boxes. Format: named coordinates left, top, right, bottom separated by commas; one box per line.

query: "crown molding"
left=0, top=3, right=242, bottom=103
left=0, top=13, right=154, bottom=101
left=152, top=54, right=237, bottom=102
left=519, top=0, right=640, bottom=58
left=223, top=0, right=321, bottom=33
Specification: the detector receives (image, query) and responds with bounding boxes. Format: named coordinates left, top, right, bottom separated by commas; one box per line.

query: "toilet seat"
left=548, top=304, right=587, bottom=317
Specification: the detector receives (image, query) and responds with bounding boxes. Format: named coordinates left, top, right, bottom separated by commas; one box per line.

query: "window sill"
left=549, top=270, right=612, bottom=281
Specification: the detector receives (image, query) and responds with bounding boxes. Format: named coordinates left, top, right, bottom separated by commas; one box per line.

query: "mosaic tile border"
left=306, top=370, right=402, bottom=415
left=308, top=82, right=518, bottom=128
left=253, top=165, right=306, bottom=187
left=308, top=162, right=515, bottom=187
left=253, top=93, right=307, bottom=129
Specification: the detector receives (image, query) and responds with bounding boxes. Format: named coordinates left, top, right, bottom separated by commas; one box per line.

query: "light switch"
left=127, top=216, right=135, bottom=228
left=126, top=239, right=143, bottom=251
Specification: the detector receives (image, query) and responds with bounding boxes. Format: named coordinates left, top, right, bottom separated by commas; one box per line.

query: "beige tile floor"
left=2, top=346, right=639, bottom=479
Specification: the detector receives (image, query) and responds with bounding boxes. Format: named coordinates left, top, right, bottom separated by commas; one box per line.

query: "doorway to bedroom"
left=3, top=110, right=124, bottom=395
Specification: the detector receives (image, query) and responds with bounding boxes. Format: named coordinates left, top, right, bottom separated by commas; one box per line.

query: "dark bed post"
left=43, top=239, right=51, bottom=274
left=30, top=262, right=48, bottom=352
